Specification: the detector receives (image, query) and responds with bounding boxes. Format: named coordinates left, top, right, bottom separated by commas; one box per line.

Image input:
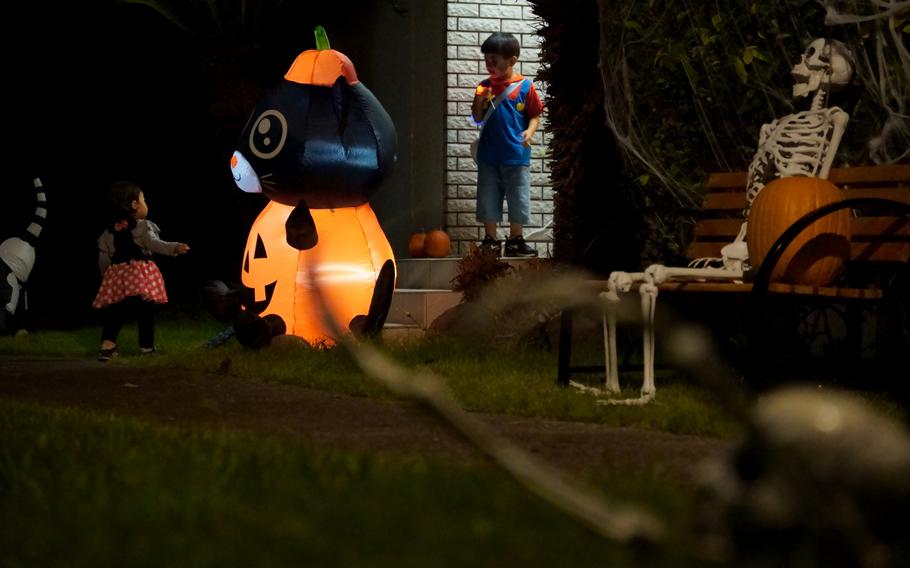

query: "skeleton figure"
left=0, top=178, right=46, bottom=334
left=722, top=38, right=854, bottom=271
left=585, top=39, right=855, bottom=405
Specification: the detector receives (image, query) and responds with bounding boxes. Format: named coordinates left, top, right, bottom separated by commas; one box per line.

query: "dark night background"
left=3, top=1, right=445, bottom=329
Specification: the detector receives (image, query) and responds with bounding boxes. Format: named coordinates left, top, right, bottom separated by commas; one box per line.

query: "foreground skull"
left=697, top=387, right=910, bottom=565
left=791, top=38, right=854, bottom=98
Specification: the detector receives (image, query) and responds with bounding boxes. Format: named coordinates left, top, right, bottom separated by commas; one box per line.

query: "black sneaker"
left=97, top=347, right=118, bottom=362
left=504, top=236, right=538, bottom=257
left=478, top=235, right=501, bottom=256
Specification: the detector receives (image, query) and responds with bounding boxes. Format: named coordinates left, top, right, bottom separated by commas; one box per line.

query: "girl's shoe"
left=97, top=347, right=118, bottom=362
left=139, top=347, right=157, bottom=355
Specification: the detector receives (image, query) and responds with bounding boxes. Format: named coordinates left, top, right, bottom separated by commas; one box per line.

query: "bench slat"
left=853, top=217, right=910, bottom=238
left=686, top=241, right=910, bottom=263
left=705, top=165, right=910, bottom=190
left=852, top=242, right=910, bottom=262
left=587, top=279, right=884, bottom=299
left=701, top=192, right=747, bottom=210
left=841, top=187, right=910, bottom=203
left=706, top=171, right=747, bottom=189
left=703, top=186, right=910, bottom=210
left=693, top=217, right=910, bottom=239
left=692, top=219, right=743, bottom=237
left=657, top=280, right=883, bottom=299
left=829, top=165, right=910, bottom=184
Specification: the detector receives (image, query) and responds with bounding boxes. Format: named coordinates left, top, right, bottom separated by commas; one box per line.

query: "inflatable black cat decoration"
left=229, top=28, right=397, bottom=348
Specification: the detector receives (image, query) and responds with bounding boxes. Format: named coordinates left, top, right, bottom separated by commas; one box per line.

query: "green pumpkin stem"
left=314, top=26, right=331, bottom=50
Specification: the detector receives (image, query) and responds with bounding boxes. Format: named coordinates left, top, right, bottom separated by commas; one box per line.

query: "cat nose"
left=230, top=151, right=262, bottom=194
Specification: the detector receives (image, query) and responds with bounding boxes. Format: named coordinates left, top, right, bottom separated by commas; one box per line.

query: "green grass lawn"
left=2, top=316, right=906, bottom=566
left=0, top=316, right=732, bottom=566
left=0, top=316, right=742, bottom=437
left=0, top=399, right=702, bottom=567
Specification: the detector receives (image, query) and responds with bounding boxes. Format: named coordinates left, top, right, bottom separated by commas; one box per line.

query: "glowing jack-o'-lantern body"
left=232, top=28, right=397, bottom=347
left=241, top=202, right=394, bottom=345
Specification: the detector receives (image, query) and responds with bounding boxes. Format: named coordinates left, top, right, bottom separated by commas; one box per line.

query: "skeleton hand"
left=720, top=241, right=749, bottom=272
left=609, top=271, right=635, bottom=293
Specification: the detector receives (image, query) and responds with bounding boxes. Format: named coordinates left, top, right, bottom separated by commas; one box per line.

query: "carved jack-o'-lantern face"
left=240, top=202, right=298, bottom=319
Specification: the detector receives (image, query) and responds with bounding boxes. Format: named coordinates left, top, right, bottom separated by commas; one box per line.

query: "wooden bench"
left=557, top=164, right=910, bottom=386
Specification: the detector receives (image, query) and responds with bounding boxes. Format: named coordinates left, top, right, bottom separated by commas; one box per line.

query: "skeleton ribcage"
left=745, top=111, right=835, bottom=209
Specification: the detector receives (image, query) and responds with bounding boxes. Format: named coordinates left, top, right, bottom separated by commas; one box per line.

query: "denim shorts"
left=476, top=163, right=531, bottom=225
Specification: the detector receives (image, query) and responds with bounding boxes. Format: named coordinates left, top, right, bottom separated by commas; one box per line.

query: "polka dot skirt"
left=92, top=260, right=168, bottom=309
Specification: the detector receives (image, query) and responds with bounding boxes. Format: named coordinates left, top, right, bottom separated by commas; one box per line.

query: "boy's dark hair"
left=105, top=181, right=146, bottom=262
left=481, top=32, right=520, bottom=59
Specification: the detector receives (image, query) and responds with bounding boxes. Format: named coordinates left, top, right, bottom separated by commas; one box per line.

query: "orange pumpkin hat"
left=284, top=26, right=358, bottom=86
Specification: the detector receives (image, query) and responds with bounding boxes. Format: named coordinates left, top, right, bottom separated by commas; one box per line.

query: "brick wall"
left=446, top=0, right=553, bottom=256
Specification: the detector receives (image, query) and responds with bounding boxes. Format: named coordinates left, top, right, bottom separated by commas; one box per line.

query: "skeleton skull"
left=791, top=38, right=854, bottom=98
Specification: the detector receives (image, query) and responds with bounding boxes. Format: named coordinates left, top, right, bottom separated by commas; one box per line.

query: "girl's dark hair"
left=105, top=181, right=146, bottom=263
left=481, top=32, right=520, bottom=59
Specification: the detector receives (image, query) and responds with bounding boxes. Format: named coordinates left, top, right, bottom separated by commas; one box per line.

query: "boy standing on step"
left=471, top=32, right=543, bottom=258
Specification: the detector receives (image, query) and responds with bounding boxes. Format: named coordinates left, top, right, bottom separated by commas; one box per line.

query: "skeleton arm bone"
left=819, top=108, right=849, bottom=179
left=646, top=263, right=745, bottom=284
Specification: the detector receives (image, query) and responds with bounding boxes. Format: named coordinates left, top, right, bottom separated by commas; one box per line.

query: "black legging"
left=101, top=296, right=155, bottom=349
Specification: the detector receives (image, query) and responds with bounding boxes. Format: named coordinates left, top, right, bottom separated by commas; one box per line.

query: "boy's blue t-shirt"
left=476, top=78, right=537, bottom=167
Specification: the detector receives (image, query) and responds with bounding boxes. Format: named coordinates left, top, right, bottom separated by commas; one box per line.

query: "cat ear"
left=285, top=201, right=318, bottom=250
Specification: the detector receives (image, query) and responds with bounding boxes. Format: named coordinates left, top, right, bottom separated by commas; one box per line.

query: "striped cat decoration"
left=0, top=178, right=46, bottom=334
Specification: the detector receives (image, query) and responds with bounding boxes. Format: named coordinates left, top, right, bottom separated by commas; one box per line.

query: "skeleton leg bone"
left=600, top=278, right=658, bottom=406
left=573, top=265, right=745, bottom=405
left=569, top=271, right=643, bottom=396
left=602, top=288, right=621, bottom=393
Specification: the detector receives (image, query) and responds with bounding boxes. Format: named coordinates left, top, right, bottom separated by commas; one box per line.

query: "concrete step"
left=386, top=289, right=462, bottom=327
left=381, top=323, right=425, bottom=342
left=396, top=256, right=541, bottom=290
left=396, top=257, right=461, bottom=290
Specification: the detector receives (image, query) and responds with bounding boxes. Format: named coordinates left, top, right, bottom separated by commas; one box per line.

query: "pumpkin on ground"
left=423, top=229, right=451, bottom=258
left=747, top=176, right=852, bottom=286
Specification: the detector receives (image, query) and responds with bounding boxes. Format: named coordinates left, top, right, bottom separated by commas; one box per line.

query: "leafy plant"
left=451, top=246, right=513, bottom=303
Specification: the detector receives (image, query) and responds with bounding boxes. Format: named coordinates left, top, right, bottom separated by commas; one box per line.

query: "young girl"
left=93, top=182, right=189, bottom=361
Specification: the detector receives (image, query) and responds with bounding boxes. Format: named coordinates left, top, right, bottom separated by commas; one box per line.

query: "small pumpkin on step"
left=423, top=229, right=451, bottom=258
left=408, top=230, right=427, bottom=258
